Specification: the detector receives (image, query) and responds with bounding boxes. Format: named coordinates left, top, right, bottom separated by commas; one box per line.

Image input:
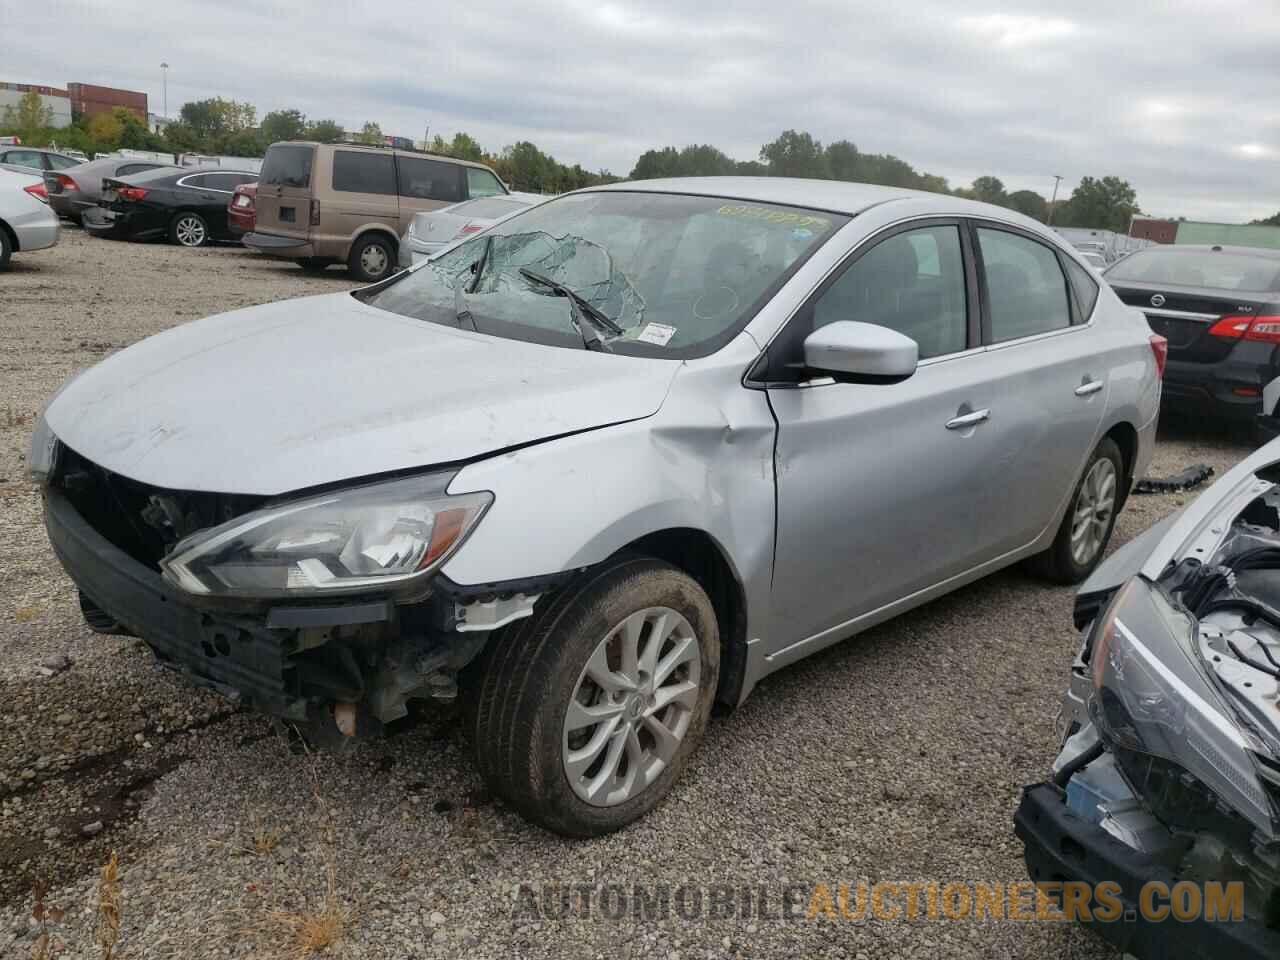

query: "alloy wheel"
left=563, top=606, right=701, bottom=807
left=1070, top=458, right=1117, bottom=566
left=175, top=215, right=206, bottom=246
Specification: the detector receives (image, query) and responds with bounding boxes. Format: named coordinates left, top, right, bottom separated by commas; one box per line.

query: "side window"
left=977, top=228, right=1072, bottom=342
left=178, top=174, right=211, bottom=189
left=1064, top=258, right=1100, bottom=321
left=395, top=156, right=463, bottom=202
left=466, top=167, right=506, bottom=198
left=48, top=155, right=80, bottom=170
left=200, top=173, right=252, bottom=192
left=812, top=225, right=968, bottom=359
left=5, top=150, right=44, bottom=170
left=332, top=150, right=396, bottom=195
left=117, top=163, right=153, bottom=176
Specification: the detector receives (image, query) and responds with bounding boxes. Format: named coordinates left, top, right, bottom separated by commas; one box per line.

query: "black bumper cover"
left=1015, top=783, right=1280, bottom=960
left=43, top=489, right=388, bottom=718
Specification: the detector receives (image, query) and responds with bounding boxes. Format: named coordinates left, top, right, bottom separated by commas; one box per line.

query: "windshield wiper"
left=466, top=235, right=493, bottom=294
left=519, top=267, right=623, bottom=351
left=452, top=236, right=494, bottom=329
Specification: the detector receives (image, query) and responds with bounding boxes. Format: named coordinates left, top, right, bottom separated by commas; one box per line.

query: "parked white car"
left=398, top=192, right=546, bottom=267
left=0, top=166, right=59, bottom=270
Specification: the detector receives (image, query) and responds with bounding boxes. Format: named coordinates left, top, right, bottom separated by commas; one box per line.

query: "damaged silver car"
left=1018, top=444, right=1280, bottom=957
left=32, top=178, right=1161, bottom=835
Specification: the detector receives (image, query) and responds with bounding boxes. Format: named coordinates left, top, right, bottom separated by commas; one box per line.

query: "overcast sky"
left=7, top=0, right=1278, bottom=221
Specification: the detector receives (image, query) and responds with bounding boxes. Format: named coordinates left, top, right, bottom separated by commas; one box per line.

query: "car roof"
left=1137, top=244, right=1280, bottom=260
left=583, top=176, right=1045, bottom=224
left=274, top=141, right=499, bottom=172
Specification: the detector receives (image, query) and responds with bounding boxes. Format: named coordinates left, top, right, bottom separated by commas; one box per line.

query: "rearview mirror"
left=802, top=321, right=918, bottom=383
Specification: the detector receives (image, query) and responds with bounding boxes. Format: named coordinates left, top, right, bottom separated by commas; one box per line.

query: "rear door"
left=395, top=154, right=464, bottom=219
left=254, top=143, right=315, bottom=241
left=966, top=223, right=1107, bottom=552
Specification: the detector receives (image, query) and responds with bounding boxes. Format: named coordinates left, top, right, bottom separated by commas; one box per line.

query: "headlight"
left=28, top=369, right=84, bottom=484
left=161, top=474, right=491, bottom=599
left=1089, top=577, right=1279, bottom=839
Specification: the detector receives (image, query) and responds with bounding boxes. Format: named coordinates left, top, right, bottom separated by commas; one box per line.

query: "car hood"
left=44, top=292, right=681, bottom=495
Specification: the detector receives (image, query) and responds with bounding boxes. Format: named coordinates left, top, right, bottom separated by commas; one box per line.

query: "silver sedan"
left=397, top=192, right=545, bottom=267
left=0, top=166, right=59, bottom=269
left=35, top=178, right=1161, bottom=835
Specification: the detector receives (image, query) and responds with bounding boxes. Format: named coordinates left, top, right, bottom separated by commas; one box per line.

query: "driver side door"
left=763, top=220, right=1013, bottom=661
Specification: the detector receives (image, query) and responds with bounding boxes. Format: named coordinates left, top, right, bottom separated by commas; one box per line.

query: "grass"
left=96, top=852, right=122, bottom=960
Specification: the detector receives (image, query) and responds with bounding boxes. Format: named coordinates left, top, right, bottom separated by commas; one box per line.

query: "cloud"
left=6, top=0, right=1279, bottom=220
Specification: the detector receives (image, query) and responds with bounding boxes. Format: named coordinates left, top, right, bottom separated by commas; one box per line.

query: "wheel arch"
left=350, top=225, right=399, bottom=251
left=1101, top=420, right=1139, bottom=508
left=0, top=216, right=19, bottom=252
left=609, top=526, right=750, bottom=708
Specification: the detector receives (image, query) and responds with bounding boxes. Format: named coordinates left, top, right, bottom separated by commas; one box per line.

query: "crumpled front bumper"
left=43, top=488, right=389, bottom=720
left=1015, top=783, right=1280, bottom=960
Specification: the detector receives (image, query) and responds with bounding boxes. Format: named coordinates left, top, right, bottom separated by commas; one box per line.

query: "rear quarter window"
left=396, top=156, right=463, bottom=202
left=1064, top=258, right=1100, bottom=320
left=260, top=145, right=314, bottom=188
left=333, top=150, right=396, bottom=196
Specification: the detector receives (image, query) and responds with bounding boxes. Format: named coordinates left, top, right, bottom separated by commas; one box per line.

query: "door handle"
left=1075, top=380, right=1104, bottom=397
left=945, top=408, right=990, bottom=430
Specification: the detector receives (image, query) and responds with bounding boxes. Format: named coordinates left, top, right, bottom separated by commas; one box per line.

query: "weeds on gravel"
left=4, top=407, right=34, bottom=428
left=250, top=745, right=353, bottom=958
left=96, top=851, right=122, bottom=960
left=29, top=877, right=65, bottom=960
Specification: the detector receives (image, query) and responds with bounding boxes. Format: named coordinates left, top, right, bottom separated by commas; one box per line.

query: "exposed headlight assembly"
left=161, top=474, right=491, bottom=599
left=1089, top=577, right=1280, bottom=840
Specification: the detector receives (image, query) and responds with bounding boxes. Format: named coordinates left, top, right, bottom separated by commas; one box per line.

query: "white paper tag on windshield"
left=635, top=322, right=677, bottom=346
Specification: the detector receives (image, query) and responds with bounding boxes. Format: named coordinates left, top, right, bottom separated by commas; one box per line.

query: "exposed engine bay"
left=1061, top=482, right=1280, bottom=931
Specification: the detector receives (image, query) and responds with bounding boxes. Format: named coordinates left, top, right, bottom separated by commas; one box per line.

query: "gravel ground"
left=0, top=227, right=1258, bottom=959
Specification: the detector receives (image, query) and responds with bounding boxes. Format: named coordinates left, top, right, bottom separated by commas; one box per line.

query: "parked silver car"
left=397, top=192, right=545, bottom=267
left=0, top=166, right=59, bottom=269
left=33, top=178, right=1162, bottom=835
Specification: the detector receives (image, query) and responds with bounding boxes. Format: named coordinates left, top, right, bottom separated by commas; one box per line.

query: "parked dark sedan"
left=44, top=156, right=177, bottom=224
left=1104, top=245, right=1280, bottom=428
left=83, top=167, right=258, bottom=246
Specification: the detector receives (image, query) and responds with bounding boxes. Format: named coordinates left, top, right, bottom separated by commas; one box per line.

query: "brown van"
left=244, top=141, right=510, bottom=282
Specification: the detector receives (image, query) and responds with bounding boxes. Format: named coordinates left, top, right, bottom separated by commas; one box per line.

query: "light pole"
left=1047, top=174, right=1064, bottom=225
left=160, top=62, right=169, bottom=120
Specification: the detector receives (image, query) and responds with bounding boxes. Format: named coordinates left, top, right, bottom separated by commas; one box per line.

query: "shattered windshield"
left=364, top=191, right=846, bottom=357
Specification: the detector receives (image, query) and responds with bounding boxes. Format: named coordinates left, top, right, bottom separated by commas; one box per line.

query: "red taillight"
left=117, top=186, right=148, bottom=202
left=23, top=183, right=47, bottom=202
left=458, top=223, right=484, bottom=236
left=1208, top=315, right=1280, bottom=344
left=1149, top=334, right=1168, bottom=379
left=55, top=173, right=78, bottom=192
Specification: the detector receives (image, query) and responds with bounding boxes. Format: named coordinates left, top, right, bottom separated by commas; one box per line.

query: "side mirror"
left=802, top=321, right=918, bottom=383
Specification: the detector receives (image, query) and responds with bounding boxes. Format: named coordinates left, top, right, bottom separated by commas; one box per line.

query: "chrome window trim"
left=1142, top=307, right=1220, bottom=322
left=176, top=173, right=242, bottom=194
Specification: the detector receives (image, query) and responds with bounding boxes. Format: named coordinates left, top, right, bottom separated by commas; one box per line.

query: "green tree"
left=1057, top=176, right=1140, bottom=232
left=87, top=111, right=124, bottom=149
left=216, top=127, right=266, bottom=157
left=448, top=132, right=484, bottom=162
left=178, top=97, right=256, bottom=147
left=260, top=108, right=307, bottom=145
left=760, top=130, right=828, bottom=178
left=305, top=119, right=343, bottom=142
left=0, top=90, right=54, bottom=141
left=1252, top=211, right=1280, bottom=227
left=969, top=176, right=1007, bottom=206
left=630, top=146, right=681, bottom=180
left=1006, top=189, right=1049, bottom=221
left=823, top=140, right=860, bottom=181
left=358, top=121, right=383, bottom=145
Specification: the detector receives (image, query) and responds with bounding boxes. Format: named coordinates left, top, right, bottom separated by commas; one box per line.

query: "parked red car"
left=227, top=182, right=257, bottom=238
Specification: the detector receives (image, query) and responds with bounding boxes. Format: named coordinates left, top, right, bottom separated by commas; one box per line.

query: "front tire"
left=169, top=212, right=209, bottom=247
left=0, top=227, right=11, bottom=270
left=473, top=557, right=719, bottom=836
left=1029, top=437, right=1124, bottom=584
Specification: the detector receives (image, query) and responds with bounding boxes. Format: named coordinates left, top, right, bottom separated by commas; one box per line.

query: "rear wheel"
left=348, top=235, right=394, bottom=283
left=1029, top=437, right=1124, bottom=583
left=0, top=227, right=11, bottom=271
left=169, top=212, right=209, bottom=247
left=472, top=557, right=719, bottom=836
